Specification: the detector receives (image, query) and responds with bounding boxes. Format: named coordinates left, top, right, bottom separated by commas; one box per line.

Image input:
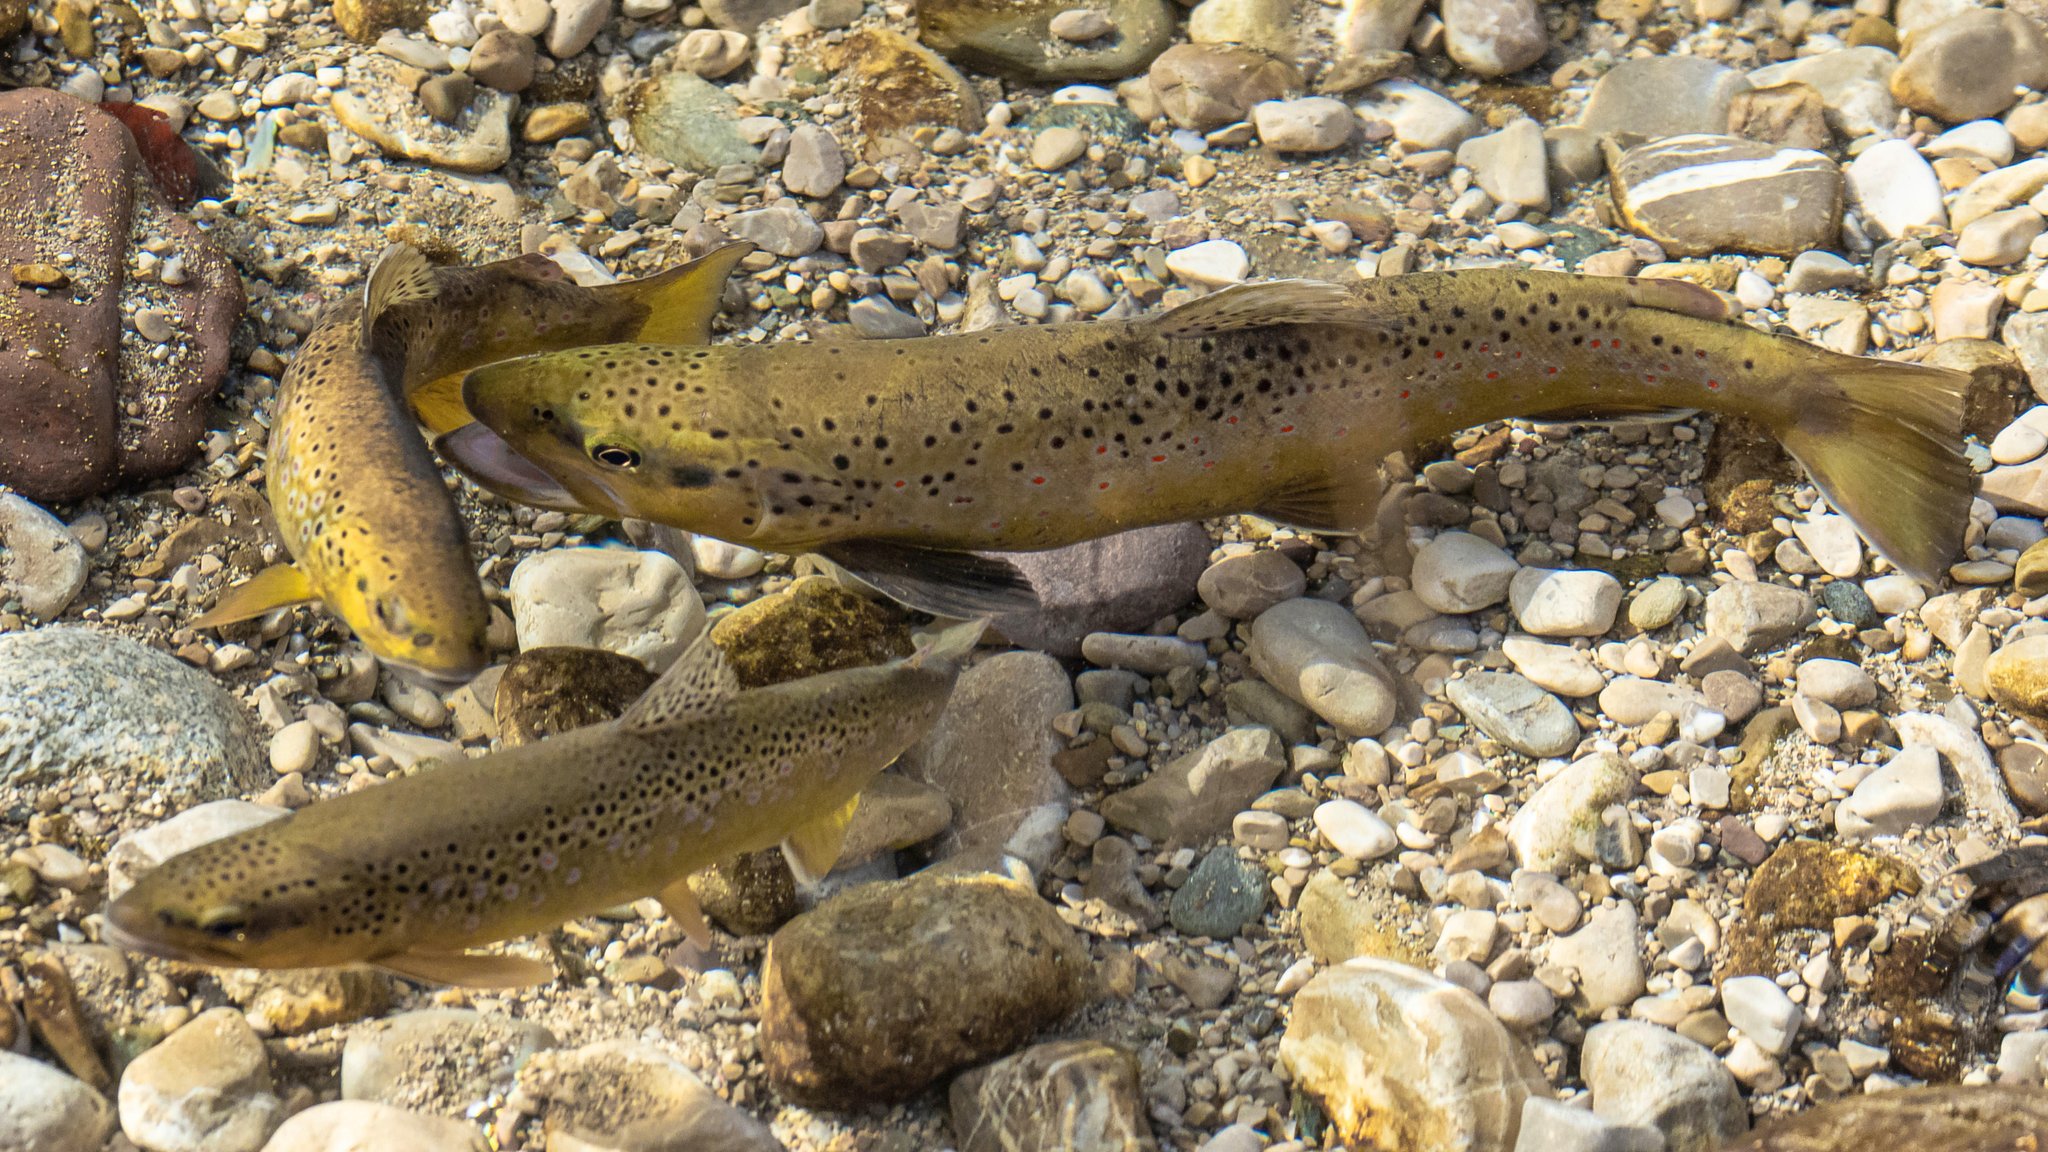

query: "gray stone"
left=1550, top=904, right=1646, bottom=1012
left=1247, top=598, right=1398, bottom=736
left=1836, top=744, right=1944, bottom=837
left=258, top=1101, right=477, bottom=1152
left=1509, top=568, right=1622, bottom=637
left=993, top=523, right=1212, bottom=658
left=847, top=296, right=926, bottom=339
left=627, top=72, right=761, bottom=173
left=1508, top=752, right=1637, bottom=871
left=1356, top=79, right=1479, bottom=151
left=1514, top=1096, right=1664, bottom=1152
left=897, top=651, right=1073, bottom=859
left=0, top=1051, right=114, bottom=1152
left=0, top=491, right=88, bottom=620
left=1442, top=0, right=1545, bottom=78
left=1703, top=581, right=1815, bottom=653
left=513, top=1040, right=780, bottom=1150
left=1582, top=1020, right=1747, bottom=1152
left=1169, top=845, right=1269, bottom=938
left=1748, top=46, right=1900, bottom=139
left=1721, top=975, right=1799, bottom=1056
left=1457, top=116, right=1549, bottom=210
left=1890, top=10, right=2048, bottom=123
left=117, top=1007, right=283, bottom=1152
left=1252, top=97, right=1355, bottom=152
left=0, top=628, right=262, bottom=823
left=781, top=123, right=845, bottom=198
left=1447, top=672, right=1579, bottom=758
left=1148, top=43, right=1300, bottom=132
left=1581, top=56, right=1750, bottom=139
left=1608, top=134, right=1841, bottom=257
left=949, top=1040, right=1153, bottom=1152
left=340, top=1009, right=555, bottom=1107
left=727, top=205, right=822, bottom=258
left=508, top=547, right=705, bottom=672
left=1412, top=531, right=1520, bottom=613
left=1198, top=550, right=1306, bottom=618
left=1100, top=727, right=1286, bottom=842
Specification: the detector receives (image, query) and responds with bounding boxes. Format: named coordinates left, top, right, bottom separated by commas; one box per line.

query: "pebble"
left=1456, top=116, right=1548, bottom=210
left=1845, top=139, right=1946, bottom=241
left=1889, top=9, right=2048, bottom=123
left=728, top=205, right=823, bottom=258
left=1313, top=798, right=1399, bottom=860
left=1080, top=632, right=1207, bottom=674
left=1049, top=8, right=1114, bottom=39
left=1509, top=568, right=1622, bottom=637
left=1502, top=635, right=1605, bottom=697
left=1446, top=671, right=1579, bottom=758
left=760, top=872, right=1087, bottom=1106
left=1862, top=573, right=1926, bottom=615
left=1627, top=577, right=1687, bottom=632
left=545, top=0, right=611, bottom=56
left=1252, top=97, right=1354, bottom=152
left=1702, top=582, right=1813, bottom=654
left=1514, top=1097, right=1664, bottom=1152
left=1197, top=550, right=1306, bottom=618
left=0, top=1051, right=114, bottom=1152
left=1836, top=744, right=1944, bottom=837
left=1100, top=726, right=1285, bottom=841
left=1720, top=975, right=1799, bottom=1056
left=507, top=547, right=705, bottom=672
left=1279, top=959, right=1547, bottom=1151
left=1789, top=514, right=1862, bottom=577
left=847, top=296, right=926, bottom=339
left=949, top=1041, right=1152, bottom=1152
left=781, top=123, right=845, bottom=198
left=1958, top=206, right=2045, bottom=267
left=1442, top=0, right=1546, bottom=77
left=1165, top=238, right=1250, bottom=287
left=1509, top=752, right=1635, bottom=870
left=117, top=1007, right=282, bottom=1152
left=1608, top=135, right=1840, bottom=257
left=1148, top=43, right=1298, bottom=132
left=0, top=492, right=88, bottom=620
left=1582, top=1020, right=1747, bottom=1152
left=1580, top=55, right=1751, bottom=139
left=1595, top=675, right=1714, bottom=728
left=1169, top=845, right=1269, bottom=937
left=1988, top=634, right=2048, bottom=722
left=1551, top=904, right=1646, bottom=1011
left=1031, top=125, right=1087, bottom=170
left=896, top=650, right=1071, bottom=861
left=1356, top=79, right=1479, bottom=152
left=677, top=27, right=750, bottom=77
left=1796, top=658, right=1876, bottom=708
left=258, top=1101, right=479, bottom=1152
left=1247, top=598, right=1398, bottom=736
left=466, top=28, right=536, bottom=91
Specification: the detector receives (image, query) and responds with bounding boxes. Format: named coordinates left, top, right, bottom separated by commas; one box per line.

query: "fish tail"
left=603, top=241, right=755, bottom=345
left=1765, top=355, right=1973, bottom=585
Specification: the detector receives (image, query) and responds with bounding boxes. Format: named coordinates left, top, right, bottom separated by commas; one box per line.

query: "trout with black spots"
left=104, top=619, right=983, bottom=987
left=191, top=241, right=752, bottom=682
left=444, top=269, right=1973, bottom=615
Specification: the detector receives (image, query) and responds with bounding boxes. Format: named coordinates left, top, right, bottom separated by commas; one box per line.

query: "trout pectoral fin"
left=781, top=795, right=860, bottom=887
left=657, top=875, right=713, bottom=950
left=817, top=540, right=1040, bottom=618
left=1525, top=404, right=1699, bottom=426
left=1152, top=278, right=1395, bottom=338
left=612, top=241, right=754, bottom=345
left=190, top=564, right=319, bottom=629
left=619, top=631, right=740, bottom=730
left=362, top=243, right=439, bottom=345
left=1253, top=471, right=1387, bottom=536
left=375, top=948, right=555, bottom=988
left=1623, top=276, right=1732, bottom=322
left=408, top=371, right=474, bottom=436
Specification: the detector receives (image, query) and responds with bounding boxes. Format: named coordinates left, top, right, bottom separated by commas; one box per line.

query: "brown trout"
left=192, top=241, right=751, bottom=682
left=444, top=269, right=1973, bottom=613
left=104, top=619, right=983, bottom=987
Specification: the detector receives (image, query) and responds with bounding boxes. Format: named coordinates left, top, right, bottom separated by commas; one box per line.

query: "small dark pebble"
left=1819, top=580, right=1879, bottom=630
left=1716, top=815, right=1771, bottom=866
left=1168, top=845, right=1269, bottom=940
left=1165, top=1018, right=1199, bottom=1057
left=417, top=72, right=476, bottom=124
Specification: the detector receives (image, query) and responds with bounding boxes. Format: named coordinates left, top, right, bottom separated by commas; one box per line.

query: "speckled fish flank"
left=103, top=620, right=983, bottom=987
left=191, top=242, right=752, bottom=682
left=452, top=268, right=1974, bottom=607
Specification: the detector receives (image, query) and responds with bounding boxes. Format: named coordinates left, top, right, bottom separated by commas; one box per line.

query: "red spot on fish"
left=1190, top=436, right=1200, bottom=445
left=1151, top=454, right=1167, bottom=463
left=990, top=520, right=1002, bottom=529
left=1434, top=351, right=1446, bottom=360
left=1589, top=339, right=1603, bottom=349
left=1226, top=416, right=1239, bottom=425
left=894, top=480, right=907, bottom=488
left=1399, top=390, right=1411, bottom=399
left=1697, top=350, right=1708, bottom=358
left=1279, top=425, right=1295, bottom=434
left=1546, top=366, right=1559, bottom=375
left=954, top=496, right=974, bottom=505
left=1485, top=371, right=1500, bottom=380
left=1099, top=481, right=1111, bottom=490
left=1707, top=379, right=1722, bottom=390
left=1032, top=476, right=1046, bottom=485
left=1203, top=460, right=1216, bottom=469
left=1097, top=445, right=1109, bottom=455
left=1479, top=343, right=1490, bottom=353
left=1644, top=375, right=1657, bottom=383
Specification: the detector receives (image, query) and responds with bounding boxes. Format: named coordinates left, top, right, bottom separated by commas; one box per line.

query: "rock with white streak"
left=508, top=548, right=705, bottom=672
left=1844, top=138, right=1947, bottom=240
left=1608, top=134, right=1841, bottom=257
left=1278, top=958, right=1549, bottom=1152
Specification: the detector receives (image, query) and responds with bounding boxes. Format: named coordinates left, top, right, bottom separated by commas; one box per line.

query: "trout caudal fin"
left=1770, top=357, right=1973, bottom=586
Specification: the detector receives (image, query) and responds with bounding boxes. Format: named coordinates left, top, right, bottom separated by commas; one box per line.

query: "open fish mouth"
left=435, top=423, right=597, bottom=514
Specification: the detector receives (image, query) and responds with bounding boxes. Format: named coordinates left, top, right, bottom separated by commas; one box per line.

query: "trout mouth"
left=436, top=423, right=600, bottom=514
left=102, top=896, right=243, bottom=967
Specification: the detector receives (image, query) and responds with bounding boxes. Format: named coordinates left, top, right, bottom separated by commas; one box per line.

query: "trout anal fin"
left=817, top=540, right=1040, bottom=618
left=190, top=564, right=319, bottom=630
left=657, top=875, right=714, bottom=950
left=375, top=948, right=554, bottom=988
left=781, top=794, right=861, bottom=886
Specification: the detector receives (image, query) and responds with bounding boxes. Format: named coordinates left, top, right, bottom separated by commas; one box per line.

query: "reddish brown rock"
left=0, top=89, right=242, bottom=503
left=1719, top=1085, right=2048, bottom=1151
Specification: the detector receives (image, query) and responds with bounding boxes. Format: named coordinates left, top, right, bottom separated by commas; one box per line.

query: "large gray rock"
left=1608, top=134, right=1841, bottom=257
left=1099, top=726, right=1286, bottom=842
left=0, top=628, right=262, bottom=824
left=1279, top=958, right=1549, bottom=1151
left=257, top=1101, right=479, bottom=1152
left=0, top=1051, right=114, bottom=1152
left=1247, top=598, right=1398, bottom=736
left=949, top=1040, right=1153, bottom=1152
left=896, top=650, right=1073, bottom=861
left=341, top=1009, right=555, bottom=1109
left=511, top=1040, right=779, bottom=1152
left=117, top=1007, right=283, bottom=1152
left=994, top=524, right=1211, bottom=656
left=1581, top=56, right=1750, bottom=139
left=1446, top=672, right=1579, bottom=758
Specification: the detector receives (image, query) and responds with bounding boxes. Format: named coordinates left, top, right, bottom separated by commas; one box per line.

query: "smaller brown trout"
left=446, top=269, right=1973, bottom=615
left=191, top=242, right=751, bottom=682
left=104, top=619, right=982, bottom=987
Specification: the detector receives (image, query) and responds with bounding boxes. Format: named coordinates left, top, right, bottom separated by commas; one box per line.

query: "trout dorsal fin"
left=620, top=631, right=740, bottom=730
left=362, top=243, right=439, bottom=345
left=604, top=241, right=755, bottom=345
left=1152, top=279, right=1389, bottom=338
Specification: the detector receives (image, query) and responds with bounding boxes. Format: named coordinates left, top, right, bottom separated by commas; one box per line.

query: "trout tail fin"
left=602, top=240, right=755, bottom=345
left=1769, top=356, right=1973, bottom=585
left=362, top=243, right=438, bottom=346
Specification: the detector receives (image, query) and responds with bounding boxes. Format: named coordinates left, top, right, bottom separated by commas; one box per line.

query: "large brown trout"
left=104, top=620, right=983, bottom=987
left=191, top=242, right=750, bottom=682
left=444, top=270, right=1973, bottom=615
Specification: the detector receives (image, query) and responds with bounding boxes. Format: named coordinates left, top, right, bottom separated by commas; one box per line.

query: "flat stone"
left=1581, top=56, right=1750, bottom=139
left=1446, top=671, right=1579, bottom=758
left=1703, top=581, right=1814, bottom=653
left=1356, top=78, right=1479, bottom=151
left=949, top=1040, right=1153, bottom=1152
left=896, top=650, right=1072, bottom=859
left=1508, top=752, right=1636, bottom=871
left=1796, top=658, right=1876, bottom=708
left=1149, top=43, right=1299, bottom=131
left=1890, top=10, right=2048, bottom=123
left=1169, top=844, right=1269, bottom=937
left=994, top=523, right=1212, bottom=657
left=331, top=55, right=514, bottom=172
left=0, top=1050, right=114, bottom=1152
left=0, top=492, right=88, bottom=619
left=1845, top=138, right=1946, bottom=240
left=259, top=1101, right=477, bottom=1152
left=1165, top=238, right=1251, bottom=286
left=1314, top=798, right=1399, bottom=860
left=1502, top=635, right=1605, bottom=697
left=1513, top=1096, right=1664, bottom=1152
left=507, top=547, right=705, bottom=673
left=1456, top=116, right=1549, bottom=210
left=918, top=0, right=1175, bottom=82
left=116, top=1007, right=282, bottom=1152
left=1100, top=726, right=1286, bottom=842
left=1748, top=45, right=1900, bottom=139
left=1958, top=206, right=2045, bottom=267
left=1252, top=97, right=1355, bottom=152
left=1608, top=134, right=1841, bottom=257
left=1199, top=549, right=1307, bottom=619
left=1442, top=0, right=1546, bottom=78
left=626, top=71, right=761, bottom=173
left=1509, top=567, right=1622, bottom=637
left=1550, top=903, right=1646, bottom=1011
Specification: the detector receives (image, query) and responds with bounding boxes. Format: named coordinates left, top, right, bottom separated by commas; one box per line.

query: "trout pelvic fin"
left=816, top=540, right=1040, bottom=618
left=1769, top=356, right=1972, bottom=585
left=607, top=241, right=755, bottom=345
left=190, top=564, right=319, bottom=629
left=781, top=794, right=860, bottom=886
left=658, top=875, right=714, bottom=950
left=375, top=948, right=555, bottom=988
left=1152, top=278, right=1394, bottom=337
left=361, top=243, right=439, bottom=346
left=408, top=371, right=474, bottom=437
left=1252, top=470, right=1387, bottom=536
left=619, top=630, right=740, bottom=730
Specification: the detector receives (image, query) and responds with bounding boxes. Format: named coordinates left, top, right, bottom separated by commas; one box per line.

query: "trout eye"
left=591, top=444, right=640, bottom=469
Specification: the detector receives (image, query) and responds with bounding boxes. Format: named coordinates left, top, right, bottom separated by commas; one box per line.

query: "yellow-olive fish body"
left=192, top=242, right=751, bottom=681
left=104, top=620, right=982, bottom=987
left=448, top=269, right=1972, bottom=614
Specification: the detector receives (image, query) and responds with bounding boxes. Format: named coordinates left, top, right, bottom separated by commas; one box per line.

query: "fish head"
left=330, top=565, right=491, bottom=685
left=103, top=831, right=359, bottom=970
left=458, top=349, right=779, bottom=540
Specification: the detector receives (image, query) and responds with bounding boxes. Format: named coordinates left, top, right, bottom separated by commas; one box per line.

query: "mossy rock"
left=709, top=576, right=911, bottom=689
